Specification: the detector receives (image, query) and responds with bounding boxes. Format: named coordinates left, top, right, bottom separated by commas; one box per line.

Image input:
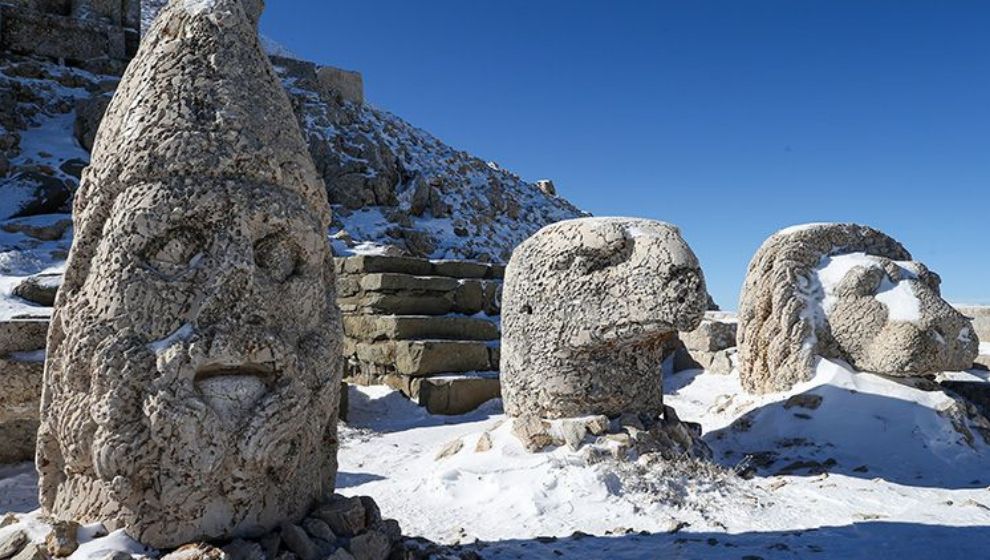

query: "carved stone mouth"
left=194, top=364, right=276, bottom=419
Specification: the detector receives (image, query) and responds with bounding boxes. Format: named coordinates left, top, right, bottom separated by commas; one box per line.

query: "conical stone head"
left=37, top=0, right=342, bottom=548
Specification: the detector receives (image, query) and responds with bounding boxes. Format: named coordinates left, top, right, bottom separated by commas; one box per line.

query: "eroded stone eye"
left=254, top=233, right=301, bottom=283
left=144, top=227, right=202, bottom=277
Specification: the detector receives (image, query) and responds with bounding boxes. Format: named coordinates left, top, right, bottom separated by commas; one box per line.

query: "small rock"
left=358, top=496, right=382, bottom=528
left=474, top=432, right=493, bottom=452
left=326, top=550, right=355, bottom=560
left=535, top=180, right=556, bottom=196
left=46, top=520, right=80, bottom=557
left=10, top=544, right=47, bottom=560
left=280, top=525, right=319, bottom=560
left=259, top=533, right=281, bottom=560
left=371, top=519, right=402, bottom=544
left=0, top=514, right=18, bottom=528
left=348, top=531, right=391, bottom=560
left=435, top=438, right=464, bottom=460
left=160, top=544, right=227, bottom=560
left=555, top=419, right=589, bottom=451
left=584, top=415, right=610, bottom=436
left=97, top=552, right=133, bottom=560
left=512, top=415, right=553, bottom=452
left=312, top=496, right=367, bottom=537
left=618, top=412, right=646, bottom=431
left=13, top=273, right=62, bottom=307
left=783, top=394, right=823, bottom=410
left=221, top=540, right=265, bottom=560
left=301, top=518, right=335, bottom=543
left=0, top=530, right=28, bottom=560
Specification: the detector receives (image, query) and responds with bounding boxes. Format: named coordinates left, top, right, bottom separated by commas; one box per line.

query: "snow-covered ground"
left=3, top=360, right=990, bottom=558
left=332, top=359, right=990, bottom=558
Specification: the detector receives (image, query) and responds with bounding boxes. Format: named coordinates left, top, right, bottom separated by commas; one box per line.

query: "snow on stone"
left=815, top=252, right=922, bottom=322
left=775, top=222, right=836, bottom=236
left=146, top=324, right=194, bottom=356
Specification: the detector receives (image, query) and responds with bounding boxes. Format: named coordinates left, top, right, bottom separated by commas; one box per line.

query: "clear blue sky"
left=260, top=1, right=988, bottom=309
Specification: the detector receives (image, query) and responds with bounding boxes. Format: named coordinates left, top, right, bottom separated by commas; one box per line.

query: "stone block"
left=316, top=66, right=363, bottom=105
left=453, top=280, right=485, bottom=314
left=353, top=340, right=493, bottom=376
left=418, top=373, right=500, bottom=415
left=431, top=260, right=490, bottom=279
left=339, top=255, right=433, bottom=276
left=338, top=293, right=453, bottom=315
left=0, top=5, right=135, bottom=63
left=0, top=356, right=43, bottom=463
left=342, top=315, right=499, bottom=342
left=0, top=319, right=49, bottom=355
left=359, top=273, right=458, bottom=293
left=680, top=317, right=737, bottom=352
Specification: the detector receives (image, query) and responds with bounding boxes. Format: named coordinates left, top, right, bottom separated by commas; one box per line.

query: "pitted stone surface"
left=501, top=218, right=707, bottom=419
left=738, top=223, right=978, bottom=394
left=37, top=0, right=342, bottom=548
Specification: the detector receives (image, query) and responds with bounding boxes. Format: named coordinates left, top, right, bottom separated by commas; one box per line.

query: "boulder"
left=501, top=218, right=707, bottom=418
left=37, top=0, right=343, bottom=548
left=13, top=273, right=62, bottom=306
left=0, top=171, right=72, bottom=219
left=738, top=223, right=978, bottom=394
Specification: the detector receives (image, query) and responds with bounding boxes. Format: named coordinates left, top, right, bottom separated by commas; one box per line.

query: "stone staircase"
left=336, top=255, right=503, bottom=415
left=0, top=318, right=47, bottom=463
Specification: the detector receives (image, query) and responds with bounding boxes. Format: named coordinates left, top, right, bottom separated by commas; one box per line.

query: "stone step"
left=335, top=255, right=504, bottom=279
left=0, top=319, right=49, bottom=356
left=0, top=356, right=44, bottom=464
left=342, top=314, right=499, bottom=342
left=358, top=273, right=460, bottom=293
left=350, top=340, right=496, bottom=376
left=338, top=293, right=455, bottom=316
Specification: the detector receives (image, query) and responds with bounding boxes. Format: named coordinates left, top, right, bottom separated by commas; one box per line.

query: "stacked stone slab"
left=0, top=318, right=47, bottom=463
left=0, top=0, right=140, bottom=75
left=337, top=255, right=503, bottom=415
left=673, top=312, right=739, bottom=374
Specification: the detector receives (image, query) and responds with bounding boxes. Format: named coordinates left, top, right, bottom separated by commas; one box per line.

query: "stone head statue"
left=501, top=218, right=707, bottom=419
left=37, top=0, right=342, bottom=547
left=738, top=223, right=977, bottom=394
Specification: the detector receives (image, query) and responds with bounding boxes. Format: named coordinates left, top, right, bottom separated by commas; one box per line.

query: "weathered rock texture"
left=738, top=223, right=978, bottom=394
left=0, top=319, right=47, bottom=463
left=37, top=0, right=342, bottom=548
left=501, top=218, right=708, bottom=419
left=338, top=254, right=502, bottom=415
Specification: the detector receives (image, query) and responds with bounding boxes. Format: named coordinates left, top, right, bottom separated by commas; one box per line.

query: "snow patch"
left=815, top=252, right=922, bottom=323
left=146, top=324, right=194, bottom=355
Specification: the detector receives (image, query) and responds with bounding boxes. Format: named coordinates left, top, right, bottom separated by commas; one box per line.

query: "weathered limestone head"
left=738, top=223, right=977, bottom=394
left=37, top=0, right=342, bottom=548
left=501, top=218, right=708, bottom=419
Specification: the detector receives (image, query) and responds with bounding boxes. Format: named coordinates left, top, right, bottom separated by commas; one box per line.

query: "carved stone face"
left=38, top=179, right=341, bottom=546
left=500, top=218, right=707, bottom=419
left=818, top=253, right=977, bottom=374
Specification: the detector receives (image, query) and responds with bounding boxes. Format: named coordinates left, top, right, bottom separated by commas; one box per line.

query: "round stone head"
left=738, top=223, right=978, bottom=394
left=37, top=0, right=342, bottom=547
left=500, top=218, right=708, bottom=419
